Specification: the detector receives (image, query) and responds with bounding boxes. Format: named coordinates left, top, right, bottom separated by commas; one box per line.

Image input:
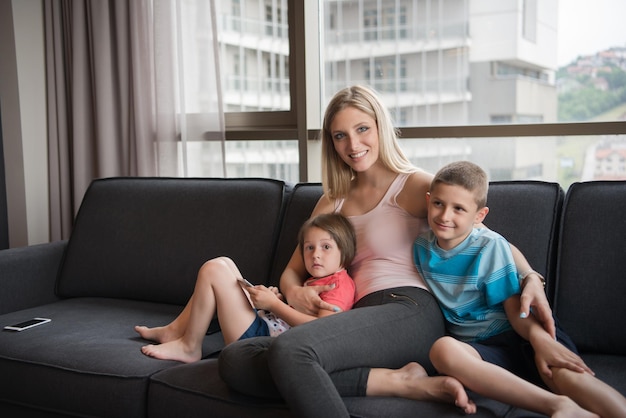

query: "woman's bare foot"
left=134, top=325, right=182, bottom=344
left=140, top=338, right=202, bottom=363
left=367, top=362, right=477, bottom=414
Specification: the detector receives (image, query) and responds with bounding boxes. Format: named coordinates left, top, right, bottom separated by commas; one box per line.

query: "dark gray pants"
left=219, top=287, right=444, bottom=418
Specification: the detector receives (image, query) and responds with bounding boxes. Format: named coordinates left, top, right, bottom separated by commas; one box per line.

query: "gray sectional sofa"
left=0, top=177, right=625, bottom=418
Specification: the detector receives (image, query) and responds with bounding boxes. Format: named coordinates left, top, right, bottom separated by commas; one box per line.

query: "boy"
left=413, top=161, right=626, bottom=417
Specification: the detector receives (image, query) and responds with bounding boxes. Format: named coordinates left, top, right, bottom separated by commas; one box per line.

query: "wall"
left=0, top=105, right=8, bottom=249
left=0, top=0, right=49, bottom=247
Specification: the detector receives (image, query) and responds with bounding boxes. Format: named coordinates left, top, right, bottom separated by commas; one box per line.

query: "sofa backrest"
left=267, top=180, right=564, bottom=295
left=56, top=178, right=286, bottom=305
left=553, top=181, right=626, bottom=355
left=267, top=183, right=323, bottom=287
left=484, top=181, right=564, bottom=300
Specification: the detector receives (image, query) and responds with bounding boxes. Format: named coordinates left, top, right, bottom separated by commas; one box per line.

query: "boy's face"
left=302, top=226, right=344, bottom=278
left=426, top=183, right=489, bottom=250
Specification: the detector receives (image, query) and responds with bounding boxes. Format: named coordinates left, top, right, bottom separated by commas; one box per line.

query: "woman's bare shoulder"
left=311, top=193, right=337, bottom=216
left=397, top=170, right=433, bottom=217
left=407, top=169, right=433, bottom=187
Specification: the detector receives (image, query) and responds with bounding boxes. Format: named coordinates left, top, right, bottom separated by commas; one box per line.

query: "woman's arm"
left=279, top=194, right=338, bottom=315
left=509, top=244, right=556, bottom=339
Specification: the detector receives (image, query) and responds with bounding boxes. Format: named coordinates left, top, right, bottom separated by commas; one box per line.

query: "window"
left=197, top=1, right=626, bottom=185
left=216, top=0, right=292, bottom=118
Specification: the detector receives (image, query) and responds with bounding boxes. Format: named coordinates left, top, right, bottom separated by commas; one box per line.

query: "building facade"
left=214, top=0, right=559, bottom=181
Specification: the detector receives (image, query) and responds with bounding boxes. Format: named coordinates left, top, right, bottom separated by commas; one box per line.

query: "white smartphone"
left=237, top=277, right=254, bottom=287
left=4, top=317, right=51, bottom=332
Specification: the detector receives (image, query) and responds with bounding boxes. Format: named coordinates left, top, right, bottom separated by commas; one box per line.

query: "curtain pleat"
left=45, top=0, right=74, bottom=241
left=44, top=0, right=225, bottom=240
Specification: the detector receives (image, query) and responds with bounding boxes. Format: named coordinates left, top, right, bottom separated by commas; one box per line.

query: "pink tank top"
left=335, top=173, right=429, bottom=302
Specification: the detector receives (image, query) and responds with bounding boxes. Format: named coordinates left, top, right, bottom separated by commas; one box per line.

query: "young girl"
left=135, top=213, right=356, bottom=363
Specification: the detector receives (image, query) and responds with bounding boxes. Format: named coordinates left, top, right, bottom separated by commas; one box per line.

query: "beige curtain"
left=44, top=0, right=225, bottom=240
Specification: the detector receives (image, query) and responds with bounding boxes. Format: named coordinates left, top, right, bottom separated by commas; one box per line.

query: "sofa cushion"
left=266, top=181, right=564, bottom=293
left=56, top=178, right=286, bottom=305
left=267, top=183, right=323, bottom=287
left=149, top=359, right=543, bottom=418
left=0, top=298, right=223, bottom=417
left=0, top=241, right=65, bottom=315
left=553, top=181, right=626, bottom=355
left=484, top=181, right=564, bottom=299
left=149, top=360, right=291, bottom=418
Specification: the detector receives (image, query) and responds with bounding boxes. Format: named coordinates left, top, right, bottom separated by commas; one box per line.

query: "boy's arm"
left=508, top=244, right=556, bottom=339
left=504, top=295, right=592, bottom=378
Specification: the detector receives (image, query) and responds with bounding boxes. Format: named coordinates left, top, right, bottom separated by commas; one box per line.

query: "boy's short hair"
left=298, top=213, right=357, bottom=269
left=431, top=161, right=489, bottom=208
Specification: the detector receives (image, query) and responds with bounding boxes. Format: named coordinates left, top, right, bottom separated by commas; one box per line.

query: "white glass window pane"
left=160, top=139, right=299, bottom=181
left=322, top=0, right=626, bottom=127
left=217, top=0, right=290, bottom=112
left=225, top=140, right=300, bottom=182
left=399, top=134, right=626, bottom=188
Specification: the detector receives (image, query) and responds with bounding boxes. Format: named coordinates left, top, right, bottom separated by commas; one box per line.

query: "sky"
left=558, top=0, right=626, bottom=66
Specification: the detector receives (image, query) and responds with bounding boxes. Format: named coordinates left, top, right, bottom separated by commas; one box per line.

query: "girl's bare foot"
left=134, top=325, right=182, bottom=344
left=140, top=338, right=202, bottom=363
left=368, top=362, right=477, bottom=414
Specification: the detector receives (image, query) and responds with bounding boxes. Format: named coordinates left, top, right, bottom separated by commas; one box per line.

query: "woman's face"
left=329, top=106, right=380, bottom=173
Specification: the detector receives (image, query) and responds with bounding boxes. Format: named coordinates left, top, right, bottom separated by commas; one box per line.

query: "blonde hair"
left=298, top=213, right=357, bottom=269
left=431, top=161, right=489, bottom=208
left=321, top=85, right=416, bottom=198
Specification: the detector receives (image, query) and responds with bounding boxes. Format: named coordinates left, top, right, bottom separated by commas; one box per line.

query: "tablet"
left=237, top=277, right=254, bottom=287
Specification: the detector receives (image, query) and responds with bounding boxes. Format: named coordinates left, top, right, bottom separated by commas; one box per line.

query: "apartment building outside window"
left=204, top=0, right=626, bottom=187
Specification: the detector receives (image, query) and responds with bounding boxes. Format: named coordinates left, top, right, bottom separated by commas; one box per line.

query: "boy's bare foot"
left=134, top=325, right=181, bottom=344
left=140, top=338, right=202, bottom=364
left=368, top=362, right=477, bottom=414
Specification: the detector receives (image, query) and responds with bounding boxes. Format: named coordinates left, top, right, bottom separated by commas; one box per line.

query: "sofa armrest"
left=0, top=240, right=66, bottom=314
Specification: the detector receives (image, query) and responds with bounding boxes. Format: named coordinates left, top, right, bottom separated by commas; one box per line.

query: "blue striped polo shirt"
left=413, top=228, right=520, bottom=342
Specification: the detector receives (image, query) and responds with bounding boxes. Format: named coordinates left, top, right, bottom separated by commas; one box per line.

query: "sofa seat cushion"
left=0, top=297, right=223, bottom=417
left=581, top=353, right=626, bottom=396
left=149, top=360, right=544, bottom=418
left=149, top=359, right=291, bottom=418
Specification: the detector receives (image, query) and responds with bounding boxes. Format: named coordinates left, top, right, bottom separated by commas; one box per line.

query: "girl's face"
left=329, top=106, right=380, bottom=173
left=302, top=226, right=343, bottom=278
